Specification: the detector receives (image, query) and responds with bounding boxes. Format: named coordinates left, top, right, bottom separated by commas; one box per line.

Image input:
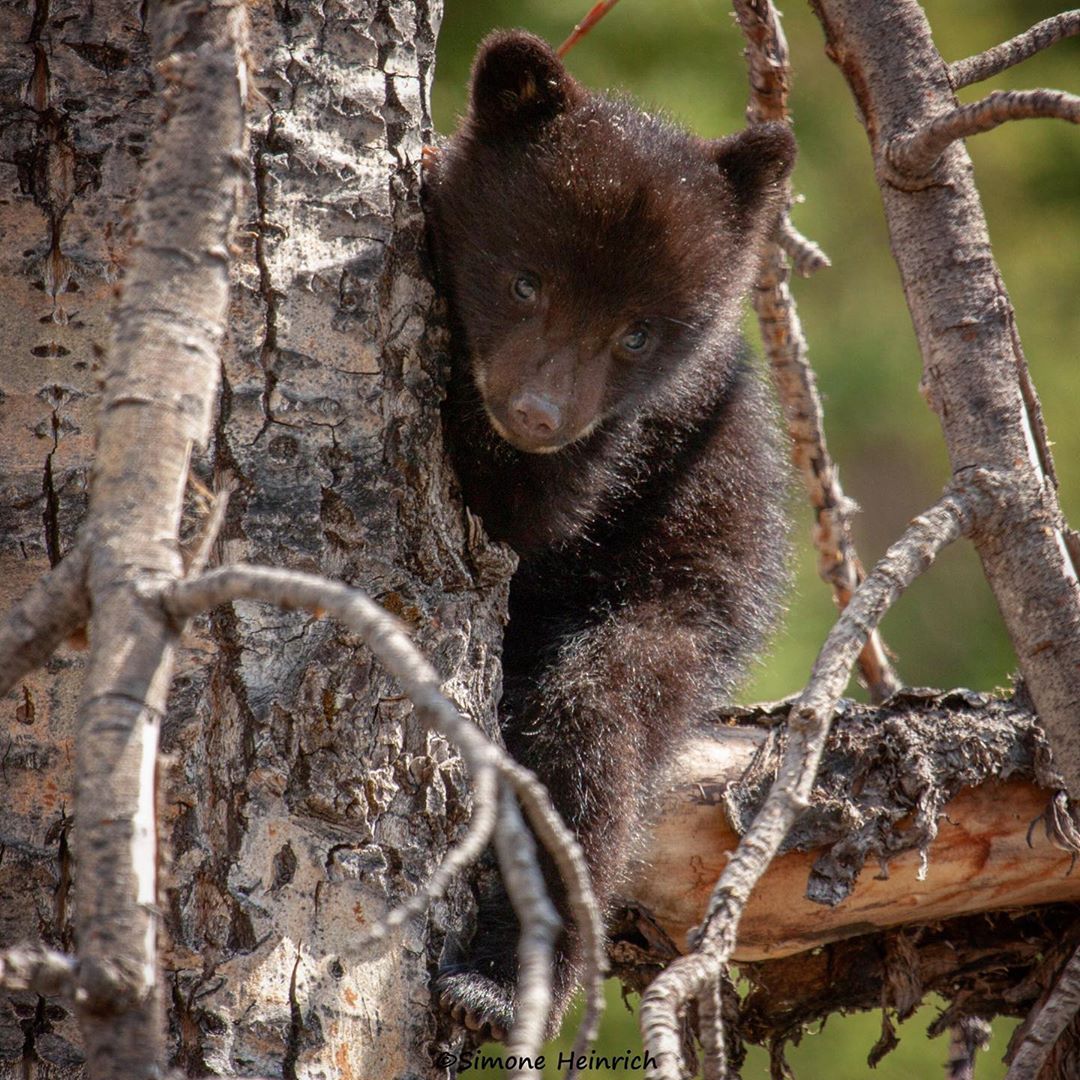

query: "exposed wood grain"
left=639, top=729, right=1079, bottom=961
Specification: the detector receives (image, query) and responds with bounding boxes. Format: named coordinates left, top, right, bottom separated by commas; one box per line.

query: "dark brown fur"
left=424, top=30, right=794, bottom=1039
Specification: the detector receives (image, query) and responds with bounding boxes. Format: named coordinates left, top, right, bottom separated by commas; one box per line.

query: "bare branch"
left=950, top=11, right=1080, bottom=90
left=890, top=89, right=1080, bottom=177
left=0, top=546, right=88, bottom=698
left=696, top=978, right=725, bottom=1080
left=71, top=1, right=249, bottom=1072
left=183, top=480, right=232, bottom=576
left=358, top=765, right=498, bottom=944
left=167, top=565, right=500, bottom=765
left=0, top=946, right=139, bottom=1016
left=640, top=481, right=979, bottom=1078
left=813, top=0, right=1080, bottom=798
left=732, top=0, right=899, bottom=703
left=501, top=758, right=609, bottom=1067
left=634, top=693, right=1079, bottom=963
left=778, top=217, right=831, bottom=277
left=947, top=1017, right=991, bottom=1080
left=163, top=563, right=608, bottom=1061
left=1008, top=942, right=1080, bottom=1080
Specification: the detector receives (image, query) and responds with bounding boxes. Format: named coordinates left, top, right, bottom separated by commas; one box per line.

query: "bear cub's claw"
left=435, top=969, right=514, bottom=1044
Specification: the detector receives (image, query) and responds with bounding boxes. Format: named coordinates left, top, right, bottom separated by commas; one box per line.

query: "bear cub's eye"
left=619, top=324, right=650, bottom=353
left=510, top=273, right=539, bottom=303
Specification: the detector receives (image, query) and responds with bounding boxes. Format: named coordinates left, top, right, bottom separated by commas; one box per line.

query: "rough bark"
left=159, top=2, right=515, bottom=1076
left=1, top=1, right=514, bottom=1076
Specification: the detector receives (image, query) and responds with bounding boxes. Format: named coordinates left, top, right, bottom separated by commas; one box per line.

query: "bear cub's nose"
left=510, top=391, right=562, bottom=437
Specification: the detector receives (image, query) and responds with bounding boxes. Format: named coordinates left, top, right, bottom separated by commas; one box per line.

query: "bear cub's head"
left=425, top=30, right=795, bottom=454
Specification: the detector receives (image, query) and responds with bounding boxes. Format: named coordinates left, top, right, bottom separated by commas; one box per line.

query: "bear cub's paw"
left=436, top=968, right=515, bottom=1043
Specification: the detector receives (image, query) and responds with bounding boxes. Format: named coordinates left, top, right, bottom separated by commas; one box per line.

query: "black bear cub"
left=424, top=30, right=793, bottom=1039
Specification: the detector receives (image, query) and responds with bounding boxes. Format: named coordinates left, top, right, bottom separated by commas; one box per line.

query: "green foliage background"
left=430, top=2, right=1080, bottom=1076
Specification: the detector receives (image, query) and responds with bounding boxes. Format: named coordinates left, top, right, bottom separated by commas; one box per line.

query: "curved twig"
left=0, top=545, right=88, bottom=697
left=950, top=11, right=1080, bottom=90
left=500, top=758, right=609, bottom=1069
left=640, top=481, right=981, bottom=1078
left=163, top=564, right=607, bottom=1074
left=890, top=89, right=1080, bottom=176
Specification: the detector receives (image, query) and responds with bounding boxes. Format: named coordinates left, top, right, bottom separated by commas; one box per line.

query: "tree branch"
left=639, top=482, right=978, bottom=1078
left=949, top=11, right=1080, bottom=90
left=0, top=546, right=88, bottom=698
left=889, top=89, right=1080, bottom=178
left=494, top=787, right=561, bottom=1073
left=732, top=0, right=899, bottom=703
left=0, top=946, right=77, bottom=998
left=811, top=0, right=1080, bottom=800
left=69, top=2, right=249, bottom=1074
left=947, top=1018, right=991, bottom=1080
left=1008, top=942, right=1080, bottom=1080
left=778, top=216, right=831, bottom=277
left=632, top=690, right=1078, bottom=961
left=359, top=765, right=498, bottom=944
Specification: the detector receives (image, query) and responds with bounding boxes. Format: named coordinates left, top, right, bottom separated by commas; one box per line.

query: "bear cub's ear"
left=468, top=30, right=582, bottom=136
left=709, top=121, right=797, bottom=221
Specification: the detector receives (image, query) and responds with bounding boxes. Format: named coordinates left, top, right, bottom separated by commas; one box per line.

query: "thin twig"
left=950, top=11, right=1080, bottom=90
left=732, top=0, right=900, bottom=702
left=494, top=787, right=561, bottom=1077
left=184, top=480, right=233, bottom=575
left=778, top=217, right=831, bottom=276
left=890, top=89, right=1080, bottom=176
left=947, top=1017, right=991, bottom=1080
left=640, top=481, right=981, bottom=1079
left=356, top=765, right=498, bottom=944
left=557, top=0, right=623, bottom=58
left=0, top=546, right=88, bottom=698
left=500, top=760, right=609, bottom=1071
left=162, top=564, right=607, bottom=1068
left=696, top=977, right=725, bottom=1080
left=1008, top=942, right=1080, bottom=1080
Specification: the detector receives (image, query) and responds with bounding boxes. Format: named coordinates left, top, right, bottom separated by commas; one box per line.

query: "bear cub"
left=424, top=30, right=794, bottom=1039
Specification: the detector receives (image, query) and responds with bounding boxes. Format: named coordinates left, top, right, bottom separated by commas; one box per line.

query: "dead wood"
left=811, top=0, right=1080, bottom=799
left=632, top=690, right=1076, bottom=961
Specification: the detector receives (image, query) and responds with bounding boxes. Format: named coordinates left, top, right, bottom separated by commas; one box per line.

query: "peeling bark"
left=630, top=691, right=1078, bottom=961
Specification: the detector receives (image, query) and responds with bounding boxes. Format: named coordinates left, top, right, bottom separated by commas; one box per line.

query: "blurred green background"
left=431, top=2, right=1080, bottom=1076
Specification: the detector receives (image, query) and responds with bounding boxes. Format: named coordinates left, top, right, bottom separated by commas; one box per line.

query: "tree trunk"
left=1, top=1, right=513, bottom=1075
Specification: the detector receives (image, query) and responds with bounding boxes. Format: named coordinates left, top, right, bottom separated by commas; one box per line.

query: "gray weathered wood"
left=810, top=0, right=1080, bottom=795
